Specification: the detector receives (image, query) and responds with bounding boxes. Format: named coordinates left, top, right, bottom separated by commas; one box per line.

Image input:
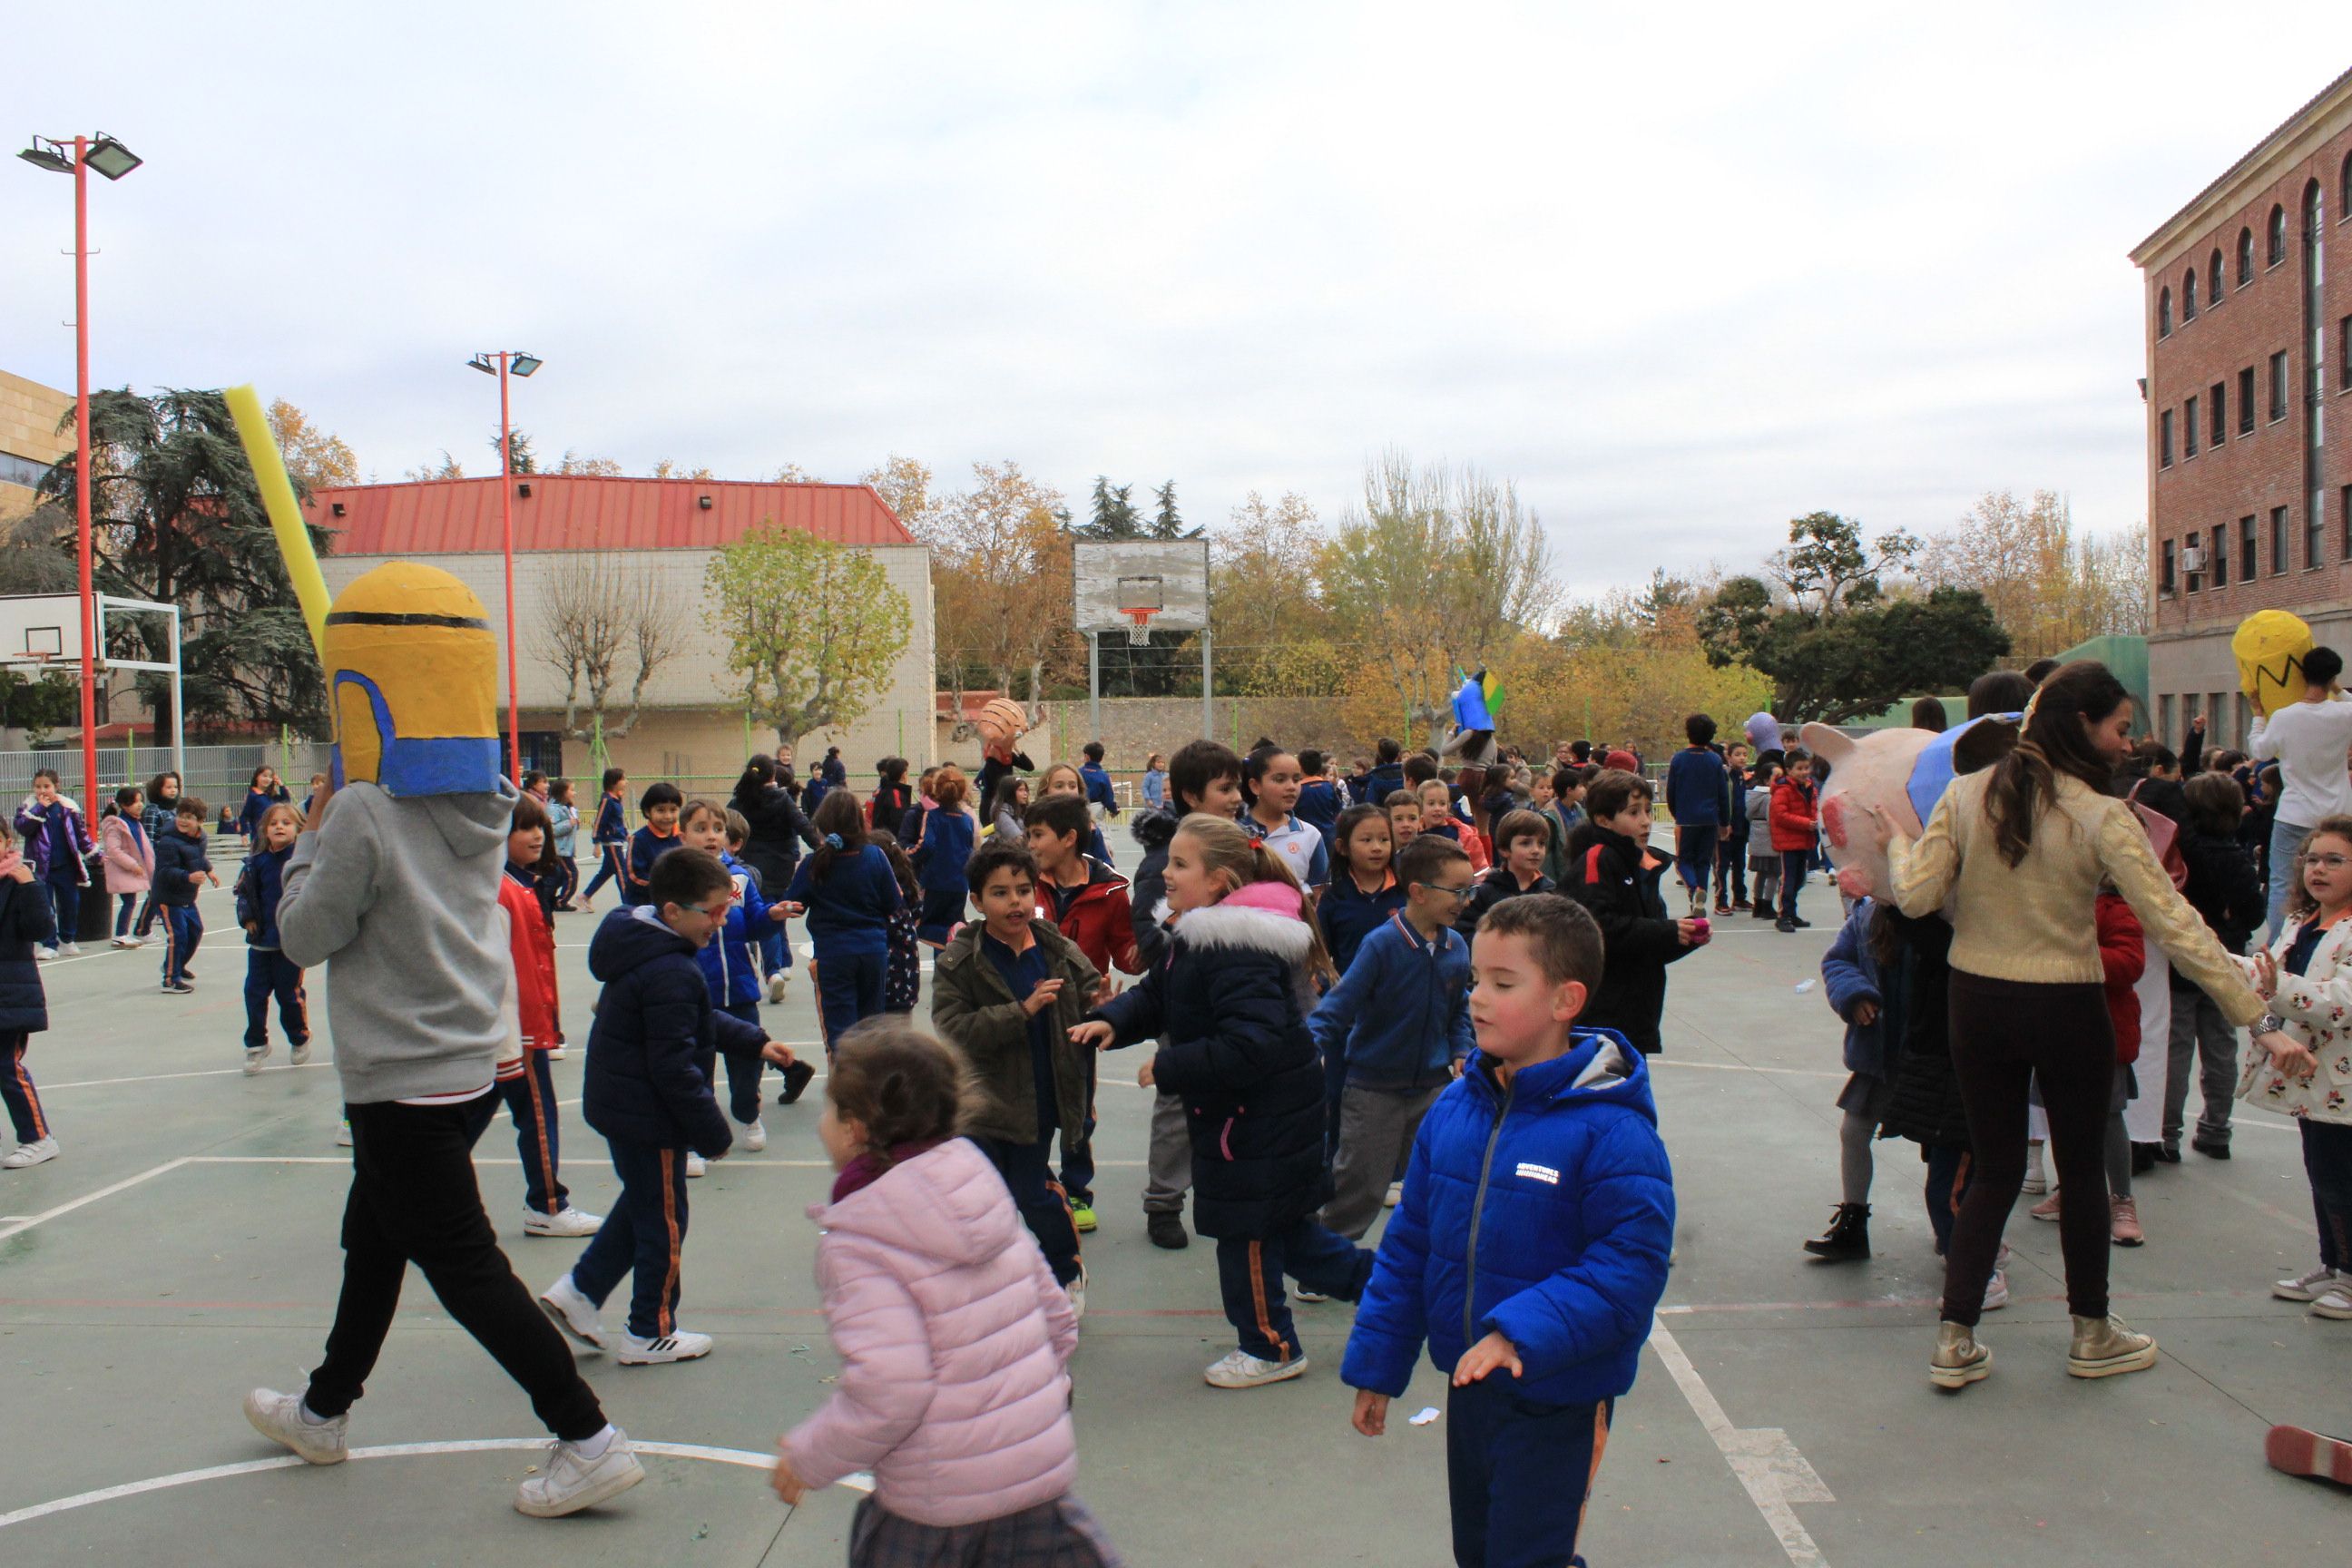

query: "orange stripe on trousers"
left=9, top=1044, right=44, bottom=1139
left=658, top=1149, right=681, bottom=1336
left=523, top=1052, right=557, bottom=1215
left=1248, top=1240, right=1289, bottom=1362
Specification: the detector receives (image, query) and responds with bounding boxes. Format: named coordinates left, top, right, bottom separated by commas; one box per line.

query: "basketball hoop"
left=1117, top=607, right=1157, bottom=646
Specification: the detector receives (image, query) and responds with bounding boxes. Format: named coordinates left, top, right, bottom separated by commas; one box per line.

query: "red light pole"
left=466, top=349, right=541, bottom=785
left=19, top=132, right=142, bottom=811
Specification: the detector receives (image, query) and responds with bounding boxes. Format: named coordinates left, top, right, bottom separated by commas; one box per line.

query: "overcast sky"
left=7, top=3, right=2349, bottom=595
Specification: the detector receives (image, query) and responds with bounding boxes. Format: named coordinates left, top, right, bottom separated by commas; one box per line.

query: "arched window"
left=2159, top=286, right=2172, bottom=337
left=2210, top=247, right=2225, bottom=303
left=2183, top=268, right=2199, bottom=319
left=2239, top=227, right=2255, bottom=284
left=2269, top=203, right=2288, bottom=265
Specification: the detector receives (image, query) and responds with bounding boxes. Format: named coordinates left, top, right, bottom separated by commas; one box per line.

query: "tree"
left=1318, top=451, right=1558, bottom=747
left=532, top=551, right=689, bottom=745
left=1151, top=480, right=1182, bottom=540
left=916, top=461, right=1076, bottom=711
left=859, top=455, right=935, bottom=534
left=0, top=505, right=77, bottom=596
left=652, top=457, right=716, bottom=481
left=266, top=398, right=358, bottom=492
left=0, top=668, right=80, bottom=747
left=1210, top=491, right=1338, bottom=695
left=1694, top=574, right=1775, bottom=667
left=404, top=450, right=465, bottom=481
left=554, top=450, right=624, bottom=476
left=37, top=387, right=331, bottom=736
left=1082, top=476, right=1142, bottom=541
left=495, top=429, right=537, bottom=475
left=1765, top=511, right=1921, bottom=622
left=705, top=524, right=911, bottom=749
left=1917, top=489, right=2148, bottom=654
left=773, top=463, right=815, bottom=483
left=1700, top=580, right=2009, bottom=725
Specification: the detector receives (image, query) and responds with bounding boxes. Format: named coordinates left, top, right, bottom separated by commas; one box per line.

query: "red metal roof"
left=304, top=475, right=916, bottom=555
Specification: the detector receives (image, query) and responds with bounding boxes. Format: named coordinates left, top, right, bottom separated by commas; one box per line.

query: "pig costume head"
left=1799, top=715, right=2021, bottom=899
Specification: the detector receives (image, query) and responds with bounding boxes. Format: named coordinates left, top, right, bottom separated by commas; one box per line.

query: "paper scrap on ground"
left=1409, top=1407, right=1440, bottom=1426
left=1794, top=979, right=1816, bottom=993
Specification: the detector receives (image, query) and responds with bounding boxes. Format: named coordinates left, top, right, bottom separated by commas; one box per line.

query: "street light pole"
left=70, top=135, right=94, bottom=810
left=497, top=350, right=519, bottom=784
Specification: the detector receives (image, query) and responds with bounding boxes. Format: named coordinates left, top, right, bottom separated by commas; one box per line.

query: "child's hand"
left=760, top=1040, right=797, bottom=1068
left=2258, top=1029, right=2318, bottom=1080
left=1674, top=918, right=1704, bottom=946
left=771, top=1451, right=809, bottom=1505
left=1850, top=999, right=1879, bottom=1028
left=244, top=922, right=260, bottom=937
left=1451, top=1329, right=1523, bottom=1387
left=1137, top=1056, right=1156, bottom=1088
left=2252, top=951, right=2279, bottom=1000
left=1068, top=1020, right=1116, bottom=1050
left=767, top=902, right=793, bottom=923
left=1350, top=1388, right=1389, bottom=1437
left=5, top=864, right=29, bottom=885
left=1090, top=977, right=1116, bottom=1008
left=207, top=872, right=221, bottom=887
left=1021, top=978, right=1065, bottom=1017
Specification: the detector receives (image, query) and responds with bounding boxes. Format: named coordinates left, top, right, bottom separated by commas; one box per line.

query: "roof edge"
left=2131, top=63, right=2352, bottom=266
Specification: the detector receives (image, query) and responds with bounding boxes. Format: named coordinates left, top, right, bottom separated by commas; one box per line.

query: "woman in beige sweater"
left=1875, top=662, right=2308, bottom=1392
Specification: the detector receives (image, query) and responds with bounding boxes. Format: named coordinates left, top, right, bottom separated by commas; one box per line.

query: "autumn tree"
left=266, top=398, right=358, bottom=492
left=404, top=451, right=465, bottom=481
left=652, top=457, right=716, bottom=481
left=554, top=450, right=624, bottom=475
left=917, top=460, right=1076, bottom=712
left=1917, top=489, right=2148, bottom=653
left=705, top=524, right=911, bottom=750
left=1209, top=491, right=1343, bottom=696
left=532, top=552, right=689, bottom=747
left=859, top=455, right=936, bottom=534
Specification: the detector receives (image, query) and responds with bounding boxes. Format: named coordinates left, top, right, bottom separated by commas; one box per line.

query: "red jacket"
left=499, top=868, right=563, bottom=1054
left=2094, top=892, right=2145, bottom=1064
left=1768, top=777, right=1819, bottom=853
left=1037, top=858, right=1140, bottom=978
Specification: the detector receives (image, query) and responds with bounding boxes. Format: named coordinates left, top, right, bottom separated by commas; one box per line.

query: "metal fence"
left=0, top=740, right=334, bottom=813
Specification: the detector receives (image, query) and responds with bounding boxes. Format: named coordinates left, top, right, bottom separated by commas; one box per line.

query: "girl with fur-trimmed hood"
left=1074, top=814, right=1375, bottom=1390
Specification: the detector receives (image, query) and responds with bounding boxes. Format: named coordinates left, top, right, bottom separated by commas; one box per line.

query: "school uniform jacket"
left=1560, top=823, right=1694, bottom=1055
left=581, top=906, right=751, bottom=1155
left=1037, top=856, right=1140, bottom=977
left=931, top=919, right=1102, bottom=1149
left=0, top=875, right=57, bottom=1032
left=499, top=865, right=561, bottom=1052
left=234, top=844, right=295, bottom=949
left=622, top=823, right=677, bottom=906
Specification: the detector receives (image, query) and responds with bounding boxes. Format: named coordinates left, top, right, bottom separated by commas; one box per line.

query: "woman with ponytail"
left=1875, top=661, right=2306, bottom=1392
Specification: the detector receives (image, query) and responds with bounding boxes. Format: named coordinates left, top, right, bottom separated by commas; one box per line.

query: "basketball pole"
left=1087, top=632, right=1101, bottom=751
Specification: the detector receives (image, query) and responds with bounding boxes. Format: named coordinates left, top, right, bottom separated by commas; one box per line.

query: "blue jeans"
left=570, top=1137, right=690, bottom=1339
left=1446, top=1380, right=1611, bottom=1568
left=464, top=1050, right=571, bottom=1217
left=2269, top=817, right=2311, bottom=943
left=1212, top=1220, right=1373, bottom=1362
left=43, top=878, right=78, bottom=948
left=2303, top=1119, right=2352, bottom=1271
left=813, top=948, right=887, bottom=1049
left=1779, top=850, right=1810, bottom=922
left=978, top=1135, right=1082, bottom=1287
left=114, top=892, right=138, bottom=937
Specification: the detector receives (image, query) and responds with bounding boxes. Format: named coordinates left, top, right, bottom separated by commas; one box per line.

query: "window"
left=2161, top=408, right=2174, bottom=466
left=2272, top=350, right=2289, bottom=420
left=2185, top=693, right=2203, bottom=737
left=2239, top=226, right=2256, bottom=284
left=2343, top=317, right=2352, bottom=388
left=2344, top=484, right=2352, bottom=560
left=2158, top=287, right=2171, bottom=336
left=2211, top=524, right=2228, bottom=586
left=2309, top=499, right=2326, bottom=568
left=2211, top=380, right=2227, bottom=446
left=2272, top=505, right=2289, bottom=574
left=2240, top=366, right=2258, bottom=432
left=2160, top=694, right=2177, bottom=747
left=2210, top=247, right=2226, bottom=303
left=2162, top=538, right=2178, bottom=595
left=2183, top=270, right=2199, bottom=319
left=2269, top=203, right=2288, bottom=265
left=2240, top=514, right=2258, bottom=581
left=2185, top=395, right=2200, bottom=456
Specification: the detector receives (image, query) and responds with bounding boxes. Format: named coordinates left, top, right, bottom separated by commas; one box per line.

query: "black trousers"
left=1942, top=973, right=2114, bottom=1325
left=306, top=1097, right=605, bottom=1440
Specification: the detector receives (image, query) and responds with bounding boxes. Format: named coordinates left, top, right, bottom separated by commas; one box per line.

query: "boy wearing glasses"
left=1308, top=835, right=1477, bottom=1240
left=1562, top=767, right=1704, bottom=1056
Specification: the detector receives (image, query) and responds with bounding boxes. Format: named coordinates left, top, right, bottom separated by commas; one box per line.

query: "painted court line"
left=0, top=1158, right=190, bottom=1244
left=42, top=1063, right=332, bottom=1092
left=0, top=1436, right=870, bottom=1531
left=1648, top=1316, right=1832, bottom=1568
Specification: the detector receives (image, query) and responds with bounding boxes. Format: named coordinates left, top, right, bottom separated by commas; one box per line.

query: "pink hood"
left=780, top=1138, right=1079, bottom=1525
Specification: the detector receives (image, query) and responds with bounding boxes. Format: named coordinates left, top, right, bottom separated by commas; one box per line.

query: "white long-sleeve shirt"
left=2248, top=694, right=2352, bottom=827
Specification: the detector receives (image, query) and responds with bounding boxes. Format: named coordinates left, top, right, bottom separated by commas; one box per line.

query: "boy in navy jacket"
left=1663, top=713, right=1731, bottom=919
left=1343, top=895, right=1673, bottom=1568
left=621, top=782, right=681, bottom=908
left=540, top=849, right=787, bottom=1364
left=1311, top=835, right=1476, bottom=1238
left=152, top=798, right=220, bottom=994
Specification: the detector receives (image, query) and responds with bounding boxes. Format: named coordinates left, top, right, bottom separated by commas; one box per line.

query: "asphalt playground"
left=0, top=873, right=2346, bottom=1566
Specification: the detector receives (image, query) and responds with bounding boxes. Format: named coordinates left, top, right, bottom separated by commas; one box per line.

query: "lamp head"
left=17, top=139, right=74, bottom=174
left=466, top=354, right=497, bottom=376
left=83, top=135, right=141, bottom=181
left=509, top=353, right=543, bottom=377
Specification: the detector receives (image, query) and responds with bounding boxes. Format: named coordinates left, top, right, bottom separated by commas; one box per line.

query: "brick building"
left=2134, top=66, right=2352, bottom=750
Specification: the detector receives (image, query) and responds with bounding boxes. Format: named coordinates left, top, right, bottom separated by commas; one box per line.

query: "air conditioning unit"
left=2180, top=541, right=2206, bottom=573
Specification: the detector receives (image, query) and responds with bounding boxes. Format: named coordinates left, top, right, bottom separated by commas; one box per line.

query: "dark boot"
left=1803, top=1202, right=1871, bottom=1260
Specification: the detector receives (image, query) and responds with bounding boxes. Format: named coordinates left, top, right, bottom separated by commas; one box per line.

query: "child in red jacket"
left=1023, top=792, right=1138, bottom=1233
left=2031, top=889, right=2148, bottom=1247
left=1769, top=749, right=1821, bottom=932
left=472, top=796, right=602, bottom=1240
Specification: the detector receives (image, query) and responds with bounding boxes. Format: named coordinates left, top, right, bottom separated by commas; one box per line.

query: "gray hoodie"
left=279, top=779, right=517, bottom=1104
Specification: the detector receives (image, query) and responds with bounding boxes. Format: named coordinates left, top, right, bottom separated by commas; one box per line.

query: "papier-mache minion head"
left=2233, top=610, right=2316, bottom=714
left=323, top=563, right=504, bottom=797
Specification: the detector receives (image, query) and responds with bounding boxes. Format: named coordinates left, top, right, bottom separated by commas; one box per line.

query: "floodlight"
left=467, top=354, right=497, bottom=375
left=83, top=136, right=141, bottom=180
left=17, top=140, right=73, bottom=174
left=510, top=353, right=543, bottom=377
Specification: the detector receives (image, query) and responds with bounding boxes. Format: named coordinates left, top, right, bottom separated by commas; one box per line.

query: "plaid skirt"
left=848, top=1494, right=1123, bottom=1568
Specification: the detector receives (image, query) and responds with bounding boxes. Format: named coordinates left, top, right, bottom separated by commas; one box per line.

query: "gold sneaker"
left=1929, top=1321, right=1991, bottom=1390
left=2067, top=1314, right=2157, bottom=1378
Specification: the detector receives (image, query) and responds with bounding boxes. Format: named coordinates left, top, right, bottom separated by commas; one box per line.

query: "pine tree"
left=1151, top=480, right=1181, bottom=540
left=1083, top=475, right=1141, bottom=540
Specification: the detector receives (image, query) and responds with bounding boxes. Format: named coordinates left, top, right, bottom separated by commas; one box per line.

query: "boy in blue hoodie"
left=1311, top=834, right=1475, bottom=1239
left=234, top=801, right=309, bottom=1073
left=1343, top=895, right=1674, bottom=1568
left=542, top=848, right=789, bottom=1365
left=621, top=781, right=681, bottom=908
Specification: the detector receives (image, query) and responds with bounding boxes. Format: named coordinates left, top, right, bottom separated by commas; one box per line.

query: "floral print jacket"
left=2238, top=916, right=2352, bottom=1124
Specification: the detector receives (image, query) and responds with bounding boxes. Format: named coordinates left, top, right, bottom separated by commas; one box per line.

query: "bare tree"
left=532, top=552, right=689, bottom=742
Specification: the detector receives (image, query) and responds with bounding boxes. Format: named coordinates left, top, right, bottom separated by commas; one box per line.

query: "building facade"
left=301, top=474, right=936, bottom=793
left=2135, top=67, right=2352, bottom=750
left=0, top=370, right=72, bottom=525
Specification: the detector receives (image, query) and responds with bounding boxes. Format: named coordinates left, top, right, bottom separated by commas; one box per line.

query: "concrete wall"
left=926, top=695, right=1369, bottom=780
left=0, top=369, right=72, bottom=524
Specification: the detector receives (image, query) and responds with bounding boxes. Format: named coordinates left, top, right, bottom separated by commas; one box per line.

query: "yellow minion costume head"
left=323, top=563, right=504, bottom=796
left=2233, top=610, right=2316, bottom=714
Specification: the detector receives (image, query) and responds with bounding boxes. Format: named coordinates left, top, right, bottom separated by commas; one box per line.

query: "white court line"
left=1648, top=1317, right=1832, bottom=1568
left=1649, top=1058, right=1844, bottom=1082
left=42, top=1063, right=332, bottom=1092
left=0, top=1158, right=190, bottom=1244
left=0, top=1436, right=870, bottom=1531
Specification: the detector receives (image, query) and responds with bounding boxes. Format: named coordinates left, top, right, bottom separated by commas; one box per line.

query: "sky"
left=6, top=2, right=2349, bottom=597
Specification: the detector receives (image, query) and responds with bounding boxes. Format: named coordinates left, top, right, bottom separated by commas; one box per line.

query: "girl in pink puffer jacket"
left=774, top=1020, right=1124, bottom=1567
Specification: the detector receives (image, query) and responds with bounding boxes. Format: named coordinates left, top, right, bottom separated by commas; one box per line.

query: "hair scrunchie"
left=823, top=833, right=844, bottom=850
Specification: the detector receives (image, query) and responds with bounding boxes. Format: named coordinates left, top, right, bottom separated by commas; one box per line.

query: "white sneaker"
left=109, top=935, right=132, bottom=947
left=334, top=1121, right=353, bottom=1148
left=685, top=1152, right=707, bottom=1179
left=615, top=1328, right=712, bottom=1365
left=547, top=1044, right=567, bottom=1060
left=244, top=1047, right=268, bottom=1075
left=766, top=971, right=789, bottom=1004
left=2313, top=1287, right=2352, bottom=1321
left=120, top=934, right=145, bottom=948
left=1295, top=1289, right=1330, bottom=1303
left=537, top=1273, right=609, bottom=1348
left=242, top=1387, right=348, bottom=1465
left=289, top=1042, right=311, bottom=1066
left=1384, top=1181, right=1402, bottom=1209
left=1982, top=1269, right=2010, bottom=1312
left=1066, top=1265, right=1087, bottom=1323
left=514, top=1427, right=644, bottom=1517
left=2276, top=1264, right=2342, bottom=1302
left=2, top=1136, right=58, bottom=1169
left=35, top=948, right=56, bottom=963
left=1204, top=1348, right=1307, bottom=1388
left=524, top=1206, right=603, bottom=1239
left=59, top=942, right=79, bottom=957
left=739, top=1117, right=767, bottom=1152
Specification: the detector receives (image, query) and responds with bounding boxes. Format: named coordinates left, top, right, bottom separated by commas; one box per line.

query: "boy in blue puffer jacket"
left=1343, top=894, right=1673, bottom=1568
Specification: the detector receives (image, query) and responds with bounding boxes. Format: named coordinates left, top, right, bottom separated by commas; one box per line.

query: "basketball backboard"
left=1073, top=540, right=1210, bottom=641
left=0, top=593, right=80, bottom=669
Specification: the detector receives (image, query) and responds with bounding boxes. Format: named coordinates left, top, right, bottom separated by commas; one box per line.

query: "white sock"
left=570, top=1423, right=617, bottom=1457
left=297, top=1399, right=333, bottom=1426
